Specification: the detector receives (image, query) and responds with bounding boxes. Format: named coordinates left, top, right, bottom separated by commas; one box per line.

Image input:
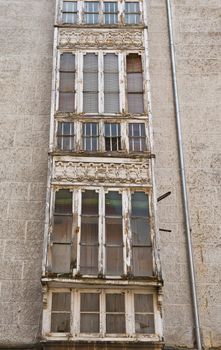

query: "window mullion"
left=118, top=0, right=124, bottom=24
left=99, top=188, right=104, bottom=275
left=99, top=52, right=104, bottom=113
left=126, top=290, right=134, bottom=335
left=122, top=190, right=130, bottom=275
left=100, top=121, right=105, bottom=152
left=76, top=189, right=82, bottom=274
left=100, top=290, right=105, bottom=336
left=77, top=52, right=83, bottom=113
left=78, top=0, right=83, bottom=24
left=119, top=53, right=125, bottom=113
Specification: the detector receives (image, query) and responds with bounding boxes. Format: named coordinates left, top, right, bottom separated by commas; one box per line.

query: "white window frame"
left=55, top=50, right=148, bottom=115
left=48, top=187, right=153, bottom=278
left=58, top=0, right=144, bottom=25
left=42, top=288, right=160, bottom=340
left=55, top=119, right=149, bottom=153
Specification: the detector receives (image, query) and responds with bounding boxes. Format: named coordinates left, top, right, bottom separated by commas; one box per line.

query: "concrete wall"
left=148, top=0, right=221, bottom=348
left=0, top=0, right=54, bottom=346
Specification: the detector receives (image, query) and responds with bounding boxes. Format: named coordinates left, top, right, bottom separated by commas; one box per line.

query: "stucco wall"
left=0, top=0, right=54, bottom=345
left=148, top=0, right=221, bottom=348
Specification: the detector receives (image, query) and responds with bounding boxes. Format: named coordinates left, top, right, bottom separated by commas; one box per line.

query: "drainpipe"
left=166, top=1, right=202, bottom=350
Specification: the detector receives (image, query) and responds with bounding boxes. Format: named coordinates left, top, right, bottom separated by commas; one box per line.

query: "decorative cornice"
left=59, top=28, right=144, bottom=49
left=53, top=160, right=150, bottom=185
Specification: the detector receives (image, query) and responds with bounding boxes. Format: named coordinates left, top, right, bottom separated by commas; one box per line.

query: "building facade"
left=41, top=0, right=163, bottom=348
left=0, top=0, right=221, bottom=349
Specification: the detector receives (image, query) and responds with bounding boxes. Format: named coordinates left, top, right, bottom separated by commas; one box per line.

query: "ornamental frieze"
left=53, top=160, right=150, bottom=185
left=59, top=28, right=144, bottom=49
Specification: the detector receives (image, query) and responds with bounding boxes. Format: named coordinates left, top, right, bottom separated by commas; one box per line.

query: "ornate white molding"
left=59, top=29, right=144, bottom=49
left=53, top=160, right=150, bottom=185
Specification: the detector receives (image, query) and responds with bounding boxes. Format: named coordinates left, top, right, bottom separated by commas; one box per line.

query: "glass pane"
left=63, top=1, right=77, bottom=12
left=131, top=192, right=149, bottom=216
left=135, top=314, right=155, bottom=334
left=58, top=122, right=74, bottom=135
left=104, top=73, right=119, bottom=92
left=125, top=13, right=140, bottom=24
left=134, top=294, right=154, bottom=313
left=80, top=314, right=99, bottom=333
left=81, top=293, right=99, bottom=311
left=104, top=2, right=117, bottom=12
left=105, top=192, right=122, bottom=216
left=106, top=294, right=125, bottom=312
left=82, top=190, right=98, bottom=215
left=52, top=293, right=71, bottom=311
left=128, top=93, right=144, bottom=113
left=84, top=13, right=99, bottom=23
left=106, top=217, right=122, bottom=244
left=84, top=54, right=98, bottom=72
left=51, top=313, right=70, bottom=332
left=106, top=246, right=123, bottom=275
left=85, top=1, right=99, bottom=12
left=125, top=2, right=139, bottom=12
left=51, top=244, right=71, bottom=273
left=60, top=72, right=75, bottom=91
left=81, top=216, right=98, bottom=244
left=80, top=245, right=98, bottom=275
left=104, top=54, right=118, bottom=72
left=55, top=190, right=72, bottom=214
left=57, top=136, right=75, bottom=151
left=131, top=218, right=151, bottom=246
left=59, top=92, right=75, bottom=112
left=83, top=92, right=98, bottom=112
left=127, top=54, right=142, bottom=73
left=104, top=13, right=118, bottom=24
left=104, top=93, right=119, bottom=113
left=83, top=72, right=98, bottom=91
left=60, top=53, right=75, bottom=71
left=83, top=122, right=98, bottom=136
left=106, top=314, right=125, bottom=333
left=132, top=247, right=153, bottom=276
left=104, top=123, right=120, bottom=137
left=53, top=215, right=72, bottom=242
left=127, top=73, right=143, bottom=92
left=62, top=12, right=77, bottom=23
left=129, top=123, right=145, bottom=137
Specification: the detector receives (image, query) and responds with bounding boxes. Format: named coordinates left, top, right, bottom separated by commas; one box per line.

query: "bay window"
left=60, top=0, right=143, bottom=25
left=50, top=188, right=153, bottom=277
left=48, top=289, right=156, bottom=337
left=57, top=51, right=146, bottom=115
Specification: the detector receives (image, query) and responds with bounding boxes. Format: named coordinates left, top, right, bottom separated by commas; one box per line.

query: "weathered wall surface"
left=148, top=0, right=221, bottom=348
left=0, top=0, right=221, bottom=348
left=0, top=0, right=54, bottom=346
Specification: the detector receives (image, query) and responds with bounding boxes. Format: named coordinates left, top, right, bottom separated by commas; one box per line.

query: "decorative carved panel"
left=53, top=160, right=150, bottom=185
left=59, top=29, right=144, bottom=49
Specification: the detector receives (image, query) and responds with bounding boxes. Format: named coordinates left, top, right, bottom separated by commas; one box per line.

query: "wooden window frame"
left=44, top=288, right=158, bottom=339
left=59, top=0, right=143, bottom=25
left=48, top=187, right=153, bottom=278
